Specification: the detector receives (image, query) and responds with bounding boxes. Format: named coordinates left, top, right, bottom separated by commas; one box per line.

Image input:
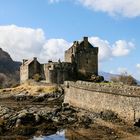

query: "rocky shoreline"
left=0, top=91, right=95, bottom=138
left=0, top=89, right=140, bottom=139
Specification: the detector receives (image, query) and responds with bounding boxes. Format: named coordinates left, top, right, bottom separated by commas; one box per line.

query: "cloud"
left=89, top=37, right=112, bottom=61
left=136, top=64, right=140, bottom=70
left=112, top=40, right=135, bottom=57
left=48, top=0, right=140, bottom=17
left=0, top=25, right=135, bottom=63
left=40, top=39, right=71, bottom=62
left=0, top=25, right=70, bottom=62
left=0, top=25, right=45, bottom=61
left=78, top=0, right=140, bottom=17
left=88, top=37, right=134, bottom=62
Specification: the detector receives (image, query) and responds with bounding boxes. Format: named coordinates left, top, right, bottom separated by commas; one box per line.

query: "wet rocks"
left=0, top=119, right=5, bottom=135
left=15, top=126, right=37, bottom=136
left=0, top=105, right=13, bottom=117
left=100, top=110, right=122, bottom=123
left=0, top=91, right=94, bottom=136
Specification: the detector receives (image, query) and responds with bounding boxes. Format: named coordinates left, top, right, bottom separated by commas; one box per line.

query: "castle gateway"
left=20, top=37, right=98, bottom=84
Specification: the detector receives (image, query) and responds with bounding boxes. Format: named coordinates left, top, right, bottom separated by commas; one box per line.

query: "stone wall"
left=20, top=58, right=42, bottom=83
left=28, top=60, right=41, bottom=79
left=20, top=65, right=29, bottom=83
left=64, top=81, right=140, bottom=123
left=43, top=62, right=75, bottom=84
left=75, top=47, right=98, bottom=77
left=65, top=37, right=98, bottom=79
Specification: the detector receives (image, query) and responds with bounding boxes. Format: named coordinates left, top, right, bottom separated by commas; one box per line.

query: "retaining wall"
left=64, top=81, right=140, bottom=123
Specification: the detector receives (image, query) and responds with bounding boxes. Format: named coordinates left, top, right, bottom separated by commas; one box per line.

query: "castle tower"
left=65, top=37, right=98, bottom=79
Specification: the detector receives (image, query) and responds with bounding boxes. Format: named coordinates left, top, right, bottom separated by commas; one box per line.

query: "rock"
left=100, top=110, right=118, bottom=121
left=59, top=115, right=68, bottom=123
left=79, top=115, right=92, bottom=126
left=17, top=110, right=36, bottom=125
left=32, top=97, right=44, bottom=102
left=90, top=75, right=104, bottom=82
left=13, top=92, right=28, bottom=101
left=52, top=117, right=59, bottom=123
left=18, top=112, right=27, bottom=119
left=67, top=117, right=77, bottom=123
left=62, top=103, right=69, bottom=108
left=62, top=106, right=76, bottom=114
left=0, top=106, right=12, bottom=116
left=42, top=124, right=57, bottom=135
left=1, top=113, right=12, bottom=120
left=16, top=126, right=37, bottom=136
left=16, top=119, right=21, bottom=127
left=5, top=117, right=17, bottom=129
left=0, top=126, right=3, bottom=135
left=34, top=114, right=40, bottom=123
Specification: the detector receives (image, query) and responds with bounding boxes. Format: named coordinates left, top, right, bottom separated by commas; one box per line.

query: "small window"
left=87, top=58, right=88, bottom=64
left=71, top=48, right=73, bottom=53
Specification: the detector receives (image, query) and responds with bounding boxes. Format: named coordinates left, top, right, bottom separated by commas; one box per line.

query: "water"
left=32, top=131, right=67, bottom=140
left=32, top=128, right=93, bottom=140
left=32, top=129, right=140, bottom=140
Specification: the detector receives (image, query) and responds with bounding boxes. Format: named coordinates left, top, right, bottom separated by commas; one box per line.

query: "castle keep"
left=20, top=37, right=98, bottom=84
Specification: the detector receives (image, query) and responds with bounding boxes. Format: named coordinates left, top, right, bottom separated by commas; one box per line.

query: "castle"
left=20, top=37, right=98, bottom=84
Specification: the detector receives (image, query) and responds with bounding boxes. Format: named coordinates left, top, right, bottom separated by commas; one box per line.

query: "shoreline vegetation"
left=0, top=82, right=140, bottom=139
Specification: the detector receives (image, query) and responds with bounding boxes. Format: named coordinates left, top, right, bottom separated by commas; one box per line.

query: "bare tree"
left=111, top=72, right=137, bottom=86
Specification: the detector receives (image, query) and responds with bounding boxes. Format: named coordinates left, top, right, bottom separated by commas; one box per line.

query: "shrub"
left=90, top=74, right=104, bottom=82
left=33, top=74, right=41, bottom=82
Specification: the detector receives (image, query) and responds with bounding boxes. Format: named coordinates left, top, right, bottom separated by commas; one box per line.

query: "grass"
left=0, top=119, right=5, bottom=126
left=0, top=82, right=58, bottom=96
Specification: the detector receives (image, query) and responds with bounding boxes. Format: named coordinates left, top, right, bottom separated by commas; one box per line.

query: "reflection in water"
left=33, top=128, right=96, bottom=140
left=32, top=131, right=66, bottom=140
left=65, top=129, right=95, bottom=140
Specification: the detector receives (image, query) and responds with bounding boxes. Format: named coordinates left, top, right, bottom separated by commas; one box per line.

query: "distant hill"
left=99, top=71, right=119, bottom=81
left=0, top=48, right=21, bottom=74
left=99, top=71, right=140, bottom=85
left=0, top=48, right=21, bottom=88
left=137, top=80, right=140, bottom=85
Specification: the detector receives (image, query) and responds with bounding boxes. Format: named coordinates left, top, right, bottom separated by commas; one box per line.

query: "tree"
left=111, top=72, right=137, bottom=86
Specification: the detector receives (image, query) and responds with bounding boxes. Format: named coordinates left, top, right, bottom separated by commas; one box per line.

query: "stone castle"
left=20, top=37, right=98, bottom=84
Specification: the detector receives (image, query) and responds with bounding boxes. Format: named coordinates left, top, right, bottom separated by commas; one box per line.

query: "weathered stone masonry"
left=64, top=81, right=140, bottom=123
left=65, top=37, right=98, bottom=79
left=20, top=37, right=98, bottom=84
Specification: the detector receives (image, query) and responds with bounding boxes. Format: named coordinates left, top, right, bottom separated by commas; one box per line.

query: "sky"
left=0, top=0, right=140, bottom=79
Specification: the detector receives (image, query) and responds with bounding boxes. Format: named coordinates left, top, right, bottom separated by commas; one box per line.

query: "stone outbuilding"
left=20, top=57, right=42, bottom=83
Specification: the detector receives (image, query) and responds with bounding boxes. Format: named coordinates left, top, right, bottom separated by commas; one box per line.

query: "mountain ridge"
left=0, top=48, right=21, bottom=88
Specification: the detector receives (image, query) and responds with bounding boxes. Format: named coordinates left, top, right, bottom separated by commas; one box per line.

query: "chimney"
left=22, top=59, right=28, bottom=65
left=33, top=57, right=37, bottom=61
left=83, top=37, right=88, bottom=47
left=73, top=41, right=79, bottom=47
left=84, top=37, right=88, bottom=42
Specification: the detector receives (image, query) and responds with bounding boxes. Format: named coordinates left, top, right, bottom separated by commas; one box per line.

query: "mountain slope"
left=0, top=48, right=21, bottom=88
left=99, top=71, right=119, bottom=81
left=99, top=71, right=140, bottom=85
